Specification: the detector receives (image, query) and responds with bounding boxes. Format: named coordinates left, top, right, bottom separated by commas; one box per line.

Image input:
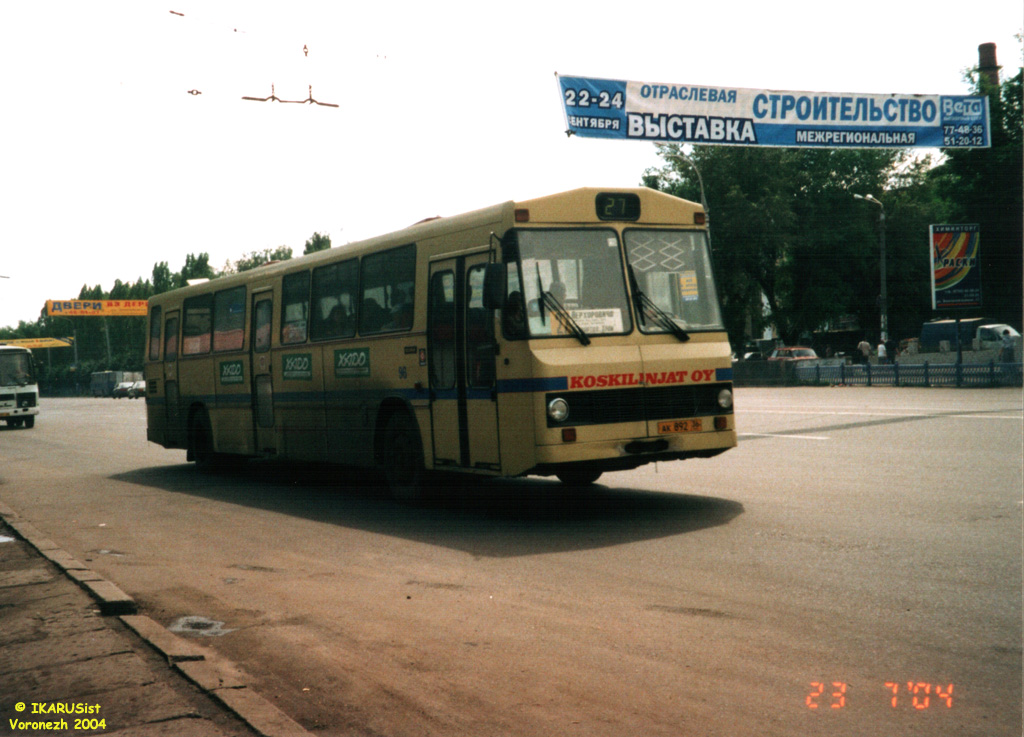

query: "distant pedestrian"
left=1000, top=329, right=1015, bottom=363
left=885, top=338, right=898, bottom=363
left=877, top=342, right=887, bottom=365
left=857, top=338, right=871, bottom=365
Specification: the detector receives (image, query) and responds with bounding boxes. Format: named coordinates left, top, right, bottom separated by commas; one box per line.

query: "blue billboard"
left=556, top=74, right=990, bottom=149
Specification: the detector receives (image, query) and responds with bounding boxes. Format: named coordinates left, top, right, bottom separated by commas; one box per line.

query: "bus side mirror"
left=482, top=263, right=506, bottom=310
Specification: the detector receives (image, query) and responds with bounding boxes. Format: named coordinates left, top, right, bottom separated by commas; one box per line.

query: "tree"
left=176, top=253, right=216, bottom=288
left=152, top=261, right=173, bottom=295
left=932, top=47, right=1023, bottom=327
left=228, top=246, right=294, bottom=274
left=303, top=232, right=331, bottom=255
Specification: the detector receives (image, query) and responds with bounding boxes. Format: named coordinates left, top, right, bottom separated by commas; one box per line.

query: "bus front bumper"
left=530, top=422, right=736, bottom=475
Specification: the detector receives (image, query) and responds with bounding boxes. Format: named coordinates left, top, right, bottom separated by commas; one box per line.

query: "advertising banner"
left=46, top=300, right=149, bottom=316
left=930, top=224, right=981, bottom=309
left=0, top=337, right=75, bottom=349
left=556, top=74, right=991, bottom=149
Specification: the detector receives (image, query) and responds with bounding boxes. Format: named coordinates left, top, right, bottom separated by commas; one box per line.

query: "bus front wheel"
left=383, top=413, right=425, bottom=503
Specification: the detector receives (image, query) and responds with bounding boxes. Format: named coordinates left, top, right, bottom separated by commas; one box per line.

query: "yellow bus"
left=145, top=187, right=736, bottom=500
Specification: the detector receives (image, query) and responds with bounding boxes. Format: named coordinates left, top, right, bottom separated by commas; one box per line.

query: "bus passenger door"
left=428, top=256, right=500, bottom=472
left=250, top=294, right=276, bottom=455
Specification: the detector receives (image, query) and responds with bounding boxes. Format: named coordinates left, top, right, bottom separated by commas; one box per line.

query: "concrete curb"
left=0, top=505, right=315, bottom=737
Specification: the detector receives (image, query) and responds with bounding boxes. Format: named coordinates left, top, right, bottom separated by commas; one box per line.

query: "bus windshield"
left=0, top=351, right=34, bottom=386
left=513, top=228, right=633, bottom=338
left=624, top=229, right=724, bottom=333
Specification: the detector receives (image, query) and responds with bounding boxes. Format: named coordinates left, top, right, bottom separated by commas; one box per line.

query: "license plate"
left=657, top=418, right=703, bottom=434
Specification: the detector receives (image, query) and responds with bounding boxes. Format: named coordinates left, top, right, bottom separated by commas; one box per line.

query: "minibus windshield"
left=623, top=229, right=724, bottom=333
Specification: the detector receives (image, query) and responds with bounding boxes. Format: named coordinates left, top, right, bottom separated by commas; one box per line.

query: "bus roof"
left=149, top=186, right=704, bottom=303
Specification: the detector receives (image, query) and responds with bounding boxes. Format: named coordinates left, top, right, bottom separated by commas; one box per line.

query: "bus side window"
left=213, top=286, right=246, bottom=352
left=311, top=259, right=358, bottom=341
left=429, top=271, right=456, bottom=390
left=360, top=244, right=415, bottom=335
left=182, top=295, right=212, bottom=355
left=253, top=301, right=272, bottom=353
left=502, top=266, right=526, bottom=339
left=164, top=316, right=179, bottom=360
left=281, top=271, right=310, bottom=345
left=148, top=306, right=162, bottom=361
left=466, top=265, right=495, bottom=388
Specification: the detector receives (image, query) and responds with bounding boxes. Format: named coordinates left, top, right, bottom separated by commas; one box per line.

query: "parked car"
left=127, top=380, right=146, bottom=399
left=768, top=346, right=818, bottom=361
left=111, top=381, right=134, bottom=398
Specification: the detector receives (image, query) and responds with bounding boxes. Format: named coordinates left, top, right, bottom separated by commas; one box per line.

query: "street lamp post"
left=854, top=193, right=887, bottom=342
left=659, top=145, right=712, bottom=252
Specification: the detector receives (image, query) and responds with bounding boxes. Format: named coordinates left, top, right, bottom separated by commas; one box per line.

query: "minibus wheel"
left=556, top=469, right=602, bottom=486
left=383, top=413, right=425, bottom=503
left=189, top=410, right=218, bottom=473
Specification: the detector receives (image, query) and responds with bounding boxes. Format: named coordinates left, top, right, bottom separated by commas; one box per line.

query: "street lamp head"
left=853, top=193, right=884, bottom=211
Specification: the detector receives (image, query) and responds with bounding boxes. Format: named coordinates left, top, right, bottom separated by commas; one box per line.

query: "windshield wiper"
left=541, top=290, right=591, bottom=346
left=534, top=264, right=589, bottom=345
left=628, top=266, right=690, bottom=342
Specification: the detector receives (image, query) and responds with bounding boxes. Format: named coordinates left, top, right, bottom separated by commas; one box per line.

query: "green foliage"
left=303, top=232, right=331, bottom=255
left=152, top=262, right=173, bottom=295
left=226, top=246, right=294, bottom=274
left=177, top=252, right=216, bottom=287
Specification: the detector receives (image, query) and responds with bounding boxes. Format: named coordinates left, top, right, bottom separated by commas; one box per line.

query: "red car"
left=768, top=346, right=818, bottom=361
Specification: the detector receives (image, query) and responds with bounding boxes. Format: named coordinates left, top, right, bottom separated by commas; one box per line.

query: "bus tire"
left=189, top=409, right=219, bottom=473
left=383, top=412, right=425, bottom=503
left=23, top=417, right=34, bottom=429
left=556, top=469, right=602, bottom=486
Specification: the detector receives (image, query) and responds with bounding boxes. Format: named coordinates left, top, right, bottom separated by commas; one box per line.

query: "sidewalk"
left=0, top=502, right=312, bottom=737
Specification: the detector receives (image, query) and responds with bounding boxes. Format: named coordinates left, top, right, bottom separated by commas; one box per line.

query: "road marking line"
left=747, top=409, right=1022, bottom=420
left=738, top=432, right=831, bottom=441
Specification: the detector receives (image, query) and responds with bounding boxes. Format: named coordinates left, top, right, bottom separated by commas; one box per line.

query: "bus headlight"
left=547, top=397, right=570, bottom=423
left=717, top=388, right=733, bottom=410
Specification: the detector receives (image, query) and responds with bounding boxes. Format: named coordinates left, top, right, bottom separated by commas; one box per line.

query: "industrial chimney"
left=978, top=43, right=1000, bottom=88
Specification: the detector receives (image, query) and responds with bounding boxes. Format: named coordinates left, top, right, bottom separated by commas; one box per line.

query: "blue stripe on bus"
left=496, top=377, right=568, bottom=393
left=715, top=367, right=733, bottom=381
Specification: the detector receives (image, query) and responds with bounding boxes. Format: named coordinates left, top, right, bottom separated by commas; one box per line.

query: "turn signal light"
left=695, top=212, right=706, bottom=225
left=562, top=428, right=577, bottom=442
left=515, top=208, right=530, bottom=222
left=714, top=416, right=728, bottom=430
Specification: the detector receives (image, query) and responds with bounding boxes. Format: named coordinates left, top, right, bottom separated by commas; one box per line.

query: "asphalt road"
left=0, top=388, right=1020, bottom=737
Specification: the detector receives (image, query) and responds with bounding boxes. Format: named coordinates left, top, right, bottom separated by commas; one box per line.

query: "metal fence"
left=796, top=361, right=1023, bottom=388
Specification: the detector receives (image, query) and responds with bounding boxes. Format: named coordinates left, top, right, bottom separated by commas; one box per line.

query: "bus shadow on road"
left=112, top=462, right=744, bottom=558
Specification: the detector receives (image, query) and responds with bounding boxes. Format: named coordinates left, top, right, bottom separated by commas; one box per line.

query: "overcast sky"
left=0, top=1, right=1019, bottom=329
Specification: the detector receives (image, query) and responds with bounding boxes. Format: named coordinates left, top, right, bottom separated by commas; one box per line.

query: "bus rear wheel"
left=556, top=468, right=603, bottom=486
left=189, top=410, right=219, bottom=473
left=383, top=413, right=425, bottom=503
